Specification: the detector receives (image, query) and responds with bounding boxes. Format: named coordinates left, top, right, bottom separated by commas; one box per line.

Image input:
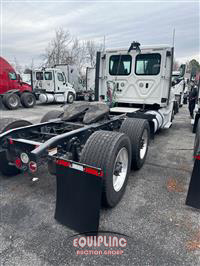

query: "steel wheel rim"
left=27, top=95, right=34, bottom=105
left=68, top=94, right=73, bottom=103
left=84, top=95, right=89, bottom=101
left=9, top=95, right=18, bottom=107
left=113, top=147, right=128, bottom=192
left=140, top=129, right=148, bottom=159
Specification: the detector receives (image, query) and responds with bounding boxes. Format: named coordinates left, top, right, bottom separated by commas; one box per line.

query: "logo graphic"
left=69, top=231, right=130, bottom=256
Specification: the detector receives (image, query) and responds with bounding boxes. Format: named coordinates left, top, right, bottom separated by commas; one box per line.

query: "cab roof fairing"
left=33, top=68, right=59, bottom=72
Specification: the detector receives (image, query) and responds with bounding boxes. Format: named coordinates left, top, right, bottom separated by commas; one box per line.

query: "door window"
left=44, top=72, right=52, bottom=80
left=109, top=55, right=132, bottom=76
left=9, top=72, right=17, bottom=80
left=36, top=72, right=43, bottom=80
left=135, top=53, right=161, bottom=75
left=57, top=72, right=64, bottom=82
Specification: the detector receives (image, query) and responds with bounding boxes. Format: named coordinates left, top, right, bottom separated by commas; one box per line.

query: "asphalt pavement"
left=0, top=103, right=200, bottom=265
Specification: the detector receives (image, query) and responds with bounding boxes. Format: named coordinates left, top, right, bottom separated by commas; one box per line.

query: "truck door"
left=161, top=49, right=173, bottom=102
left=43, top=71, right=54, bottom=92
left=55, top=71, right=66, bottom=93
left=34, top=71, right=43, bottom=91
left=8, top=71, right=19, bottom=90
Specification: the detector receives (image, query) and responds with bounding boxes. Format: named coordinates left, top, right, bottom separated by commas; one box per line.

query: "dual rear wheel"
left=2, top=92, right=36, bottom=110
left=0, top=114, right=150, bottom=210
left=80, top=118, right=150, bottom=207
left=0, top=118, right=32, bottom=176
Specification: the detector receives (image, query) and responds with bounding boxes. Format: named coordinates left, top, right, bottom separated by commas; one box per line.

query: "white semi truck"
left=0, top=42, right=180, bottom=233
left=32, top=67, right=76, bottom=104
left=95, top=42, right=176, bottom=131
left=171, top=64, right=186, bottom=107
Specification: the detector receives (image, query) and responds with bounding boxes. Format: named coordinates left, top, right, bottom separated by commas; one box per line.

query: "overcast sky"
left=1, top=0, right=199, bottom=67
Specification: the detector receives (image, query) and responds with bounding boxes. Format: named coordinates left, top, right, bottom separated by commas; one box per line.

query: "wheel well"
left=20, top=90, right=33, bottom=95
left=3, top=89, right=20, bottom=95
left=148, top=120, right=155, bottom=138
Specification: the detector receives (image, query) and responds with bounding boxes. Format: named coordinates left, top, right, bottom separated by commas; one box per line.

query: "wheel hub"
left=9, top=95, right=18, bottom=107
left=113, top=147, right=128, bottom=192
left=140, top=129, right=148, bottom=159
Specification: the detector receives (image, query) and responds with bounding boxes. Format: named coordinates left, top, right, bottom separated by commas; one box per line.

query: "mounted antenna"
left=128, top=41, right=141, bottom=53
left=172, top=28, right=175, bottom=48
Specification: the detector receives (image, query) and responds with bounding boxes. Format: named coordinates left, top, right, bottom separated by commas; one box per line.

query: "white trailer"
left=32, top=68, right=76, bottom=104
left=54, top=64, right=95, bottom=101
left=54, top=64, right=84, bottom=91
left=86, top=67, right=95, bottom=91
left=95, top=42, right=176, bottom=132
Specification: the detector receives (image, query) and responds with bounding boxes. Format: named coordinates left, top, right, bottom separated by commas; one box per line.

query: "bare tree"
left=85, top=40, right=103, bottom=67
left=43, top=28, right=73, bottom=67
left=12, top=57, right=23, bottom=74
left=173, top=60, right=180, bottom=71
left=43, top=27, right=103, bottom=73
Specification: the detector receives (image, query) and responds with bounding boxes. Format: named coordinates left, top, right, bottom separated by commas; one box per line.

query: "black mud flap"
left=186, top=158, right=200, bottom=209
left=55, top=159, right=103, bottom=234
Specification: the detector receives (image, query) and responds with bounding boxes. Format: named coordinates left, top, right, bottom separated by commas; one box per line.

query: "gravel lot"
left=0, top=103, right=200, bottom=266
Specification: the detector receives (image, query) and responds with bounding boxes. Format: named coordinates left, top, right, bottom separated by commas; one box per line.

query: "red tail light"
left=15, top=158, right=22, bottom=168
left=194, top=155, right=200, bottom=160
left=29, top=161, right=37, bottom=172
left=9, top=138, right=13, bottom=145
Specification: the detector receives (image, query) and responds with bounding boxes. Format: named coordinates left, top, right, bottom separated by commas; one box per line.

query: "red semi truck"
left=0, top=57, right=36, bottom=110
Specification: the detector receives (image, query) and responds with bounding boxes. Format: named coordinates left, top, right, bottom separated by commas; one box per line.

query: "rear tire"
left=40, top=110, right=64, bottom=123
left=21, top=92, right=36, bottom=108
left=89, top=93, right=95, bottom=101
left=3, top=93, right=20, bottom=110
left=67, top=93, right=74, bottom=104
left=80, top=131, right=131, bottom=208
left=194, top=120, right=200, bottom=157
left=84, top=94, right=90, bottom=101
left=120, top=118, right=150, bottom=170
left=0, top=118, right=32, bottom=176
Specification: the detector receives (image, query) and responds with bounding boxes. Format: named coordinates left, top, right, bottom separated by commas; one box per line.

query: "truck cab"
left=0, top=57, right=35, bottom=109
left=0, top=57, right=32, bottom=95
left=95, top=43, right=175, bottom=129
left=32, top=68, right=76, bottom=104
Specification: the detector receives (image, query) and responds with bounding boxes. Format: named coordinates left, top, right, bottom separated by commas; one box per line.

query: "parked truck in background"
left=0, top=57, right=36, bottom=110
left=54, top=64, right=95, bottom=101
left=32, top=64, right=95, bottom=103
left=171, top=64, right=186, bottom=107
left=193, top=77, right=200, bottom=133
left=32, top=67, right=76, bottom=104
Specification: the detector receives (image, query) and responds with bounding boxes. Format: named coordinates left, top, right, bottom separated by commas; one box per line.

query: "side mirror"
left=17, top=74, right=21, bottom=81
